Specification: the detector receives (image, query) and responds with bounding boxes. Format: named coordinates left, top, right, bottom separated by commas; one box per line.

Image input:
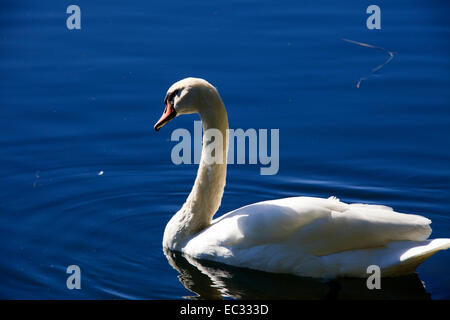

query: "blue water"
left=1, top=0, right=449, bottom=299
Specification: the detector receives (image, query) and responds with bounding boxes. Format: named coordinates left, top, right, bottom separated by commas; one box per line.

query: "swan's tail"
left=321, top=238, right=450, bottom=278
left=382, top=238, right=450, bottom=276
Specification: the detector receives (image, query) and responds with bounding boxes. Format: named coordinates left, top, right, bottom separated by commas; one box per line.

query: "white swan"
left=154, top=77, right=450, bottom=278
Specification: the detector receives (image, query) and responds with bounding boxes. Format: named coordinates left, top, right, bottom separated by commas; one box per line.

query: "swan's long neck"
left=163, top=92, right=228, bottom=250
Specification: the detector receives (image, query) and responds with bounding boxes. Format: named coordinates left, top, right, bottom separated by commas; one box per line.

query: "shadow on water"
left=163, top=249, right=430, bottom=300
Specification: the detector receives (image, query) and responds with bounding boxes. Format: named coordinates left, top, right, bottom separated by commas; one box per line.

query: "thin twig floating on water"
left=342, top=38, right=396, bottom=88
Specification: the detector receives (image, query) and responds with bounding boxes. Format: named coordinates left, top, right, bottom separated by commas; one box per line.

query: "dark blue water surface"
left=1, top=0, right=449, bottom=299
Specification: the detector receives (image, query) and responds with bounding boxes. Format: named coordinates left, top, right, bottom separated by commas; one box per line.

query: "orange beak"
left=154, top=101, right=177, bottom=131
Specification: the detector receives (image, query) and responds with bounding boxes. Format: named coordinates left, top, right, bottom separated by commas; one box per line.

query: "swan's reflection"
left=163, top=248, right=430, bottom=300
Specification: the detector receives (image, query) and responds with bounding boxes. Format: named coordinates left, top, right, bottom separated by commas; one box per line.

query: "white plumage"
left=183, top=196, right=449, bottom=277
left=155, top=78, right=450, bottom=278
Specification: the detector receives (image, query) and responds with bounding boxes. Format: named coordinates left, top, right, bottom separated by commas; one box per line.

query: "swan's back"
left=182, top=196, right=450, bottom=278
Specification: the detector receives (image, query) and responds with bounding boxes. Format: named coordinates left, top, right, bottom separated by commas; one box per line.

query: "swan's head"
left=154, top=77, right=220, bottom=131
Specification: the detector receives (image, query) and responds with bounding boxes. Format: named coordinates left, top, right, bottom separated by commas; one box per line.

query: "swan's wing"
left=287, top=198, right=432, bottom=256
left=184, top=196, right=432, bottom=257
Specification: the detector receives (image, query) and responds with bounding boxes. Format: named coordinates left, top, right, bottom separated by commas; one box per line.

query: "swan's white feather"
left=182, top=196, right=448, bottom=277
left=161, top=78, right=450, bottom=278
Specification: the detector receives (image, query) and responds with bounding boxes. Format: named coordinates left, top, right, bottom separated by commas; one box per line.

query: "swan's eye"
left=168, top=89, right=179, bottom=105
